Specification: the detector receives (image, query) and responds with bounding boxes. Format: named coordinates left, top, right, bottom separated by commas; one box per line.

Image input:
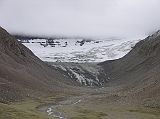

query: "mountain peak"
left=0, top=26, right=38, bottom=63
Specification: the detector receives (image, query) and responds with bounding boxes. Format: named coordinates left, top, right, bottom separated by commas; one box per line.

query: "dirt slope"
left=99, top=31, right=160, bottom=103
left=0, top=27, right=79, bottom=103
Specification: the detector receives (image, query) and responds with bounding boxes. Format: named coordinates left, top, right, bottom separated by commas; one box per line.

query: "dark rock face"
left=99, top=31, right=160, bottom=100
left=0, top=27, right=76, bottom=103
left=0, top=28, right=38, bottom=63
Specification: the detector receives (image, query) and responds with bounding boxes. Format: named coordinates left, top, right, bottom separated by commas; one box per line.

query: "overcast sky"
left=0, top=0, right=160, bottom=38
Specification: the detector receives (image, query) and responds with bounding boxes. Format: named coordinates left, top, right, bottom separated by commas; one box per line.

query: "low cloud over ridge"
left=0, top=0, right=160, bottom=38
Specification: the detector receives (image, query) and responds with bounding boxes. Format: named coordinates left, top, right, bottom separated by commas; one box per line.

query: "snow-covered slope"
left=19, top=37, right=141, bottom=62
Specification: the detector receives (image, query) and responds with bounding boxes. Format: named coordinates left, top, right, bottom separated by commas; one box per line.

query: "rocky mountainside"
left=48, top=62, right=108, bottom=87
left=99, top=30, right=160, bottom=104
left=0, top=27, right=80, bottom=103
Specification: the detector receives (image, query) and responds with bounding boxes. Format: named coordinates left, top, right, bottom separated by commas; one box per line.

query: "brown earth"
left=99, top=31, right=160, bottom=106
left=0, top=27, right=82, bottom=103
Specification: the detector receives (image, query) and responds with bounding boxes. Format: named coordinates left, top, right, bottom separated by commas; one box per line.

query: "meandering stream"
left=38, top=96, right=84, bottom=119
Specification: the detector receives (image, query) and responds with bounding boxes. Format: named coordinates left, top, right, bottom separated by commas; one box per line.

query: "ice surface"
left=22, top=38, right=142, bottom=62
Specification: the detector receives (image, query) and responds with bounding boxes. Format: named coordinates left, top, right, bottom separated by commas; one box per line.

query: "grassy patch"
left=128, top=108, right=160, bottom=116
left=0, top=100, right=52, bottom=119
left=70, top=108, right=108, bottom=119
left=143, top=99, right=160, bottom=109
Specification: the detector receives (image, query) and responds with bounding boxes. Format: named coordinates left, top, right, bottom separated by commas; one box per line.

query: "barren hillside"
left=0, top=27, right=80, bottom=103
left=99, top=31, right=160, bottom=104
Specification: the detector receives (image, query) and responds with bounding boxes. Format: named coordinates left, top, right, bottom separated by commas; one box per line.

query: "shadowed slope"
left=0, top=27, right=79, bottom=103
left=99, top=31, right=160, bottom=102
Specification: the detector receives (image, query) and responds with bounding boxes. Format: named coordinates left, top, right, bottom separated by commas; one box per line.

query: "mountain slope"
left=48, top=62, right=108, bottom=86
left=99, top=31, right=160, bottom=103
left=0, top=27, right=79, bottom=103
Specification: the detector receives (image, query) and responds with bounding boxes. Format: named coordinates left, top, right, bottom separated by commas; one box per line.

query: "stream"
left=38, top=96, right=84, bottom=119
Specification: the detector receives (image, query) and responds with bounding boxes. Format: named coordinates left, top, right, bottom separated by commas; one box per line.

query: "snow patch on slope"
left=49, top=62, right=107, bottom=86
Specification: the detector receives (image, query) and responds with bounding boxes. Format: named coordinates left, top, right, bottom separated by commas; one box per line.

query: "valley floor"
left=0, top=86, right=160, bottom=119
left=38, top=87, right=160, bottom=119
left=0, top=100, right=51, bottom=119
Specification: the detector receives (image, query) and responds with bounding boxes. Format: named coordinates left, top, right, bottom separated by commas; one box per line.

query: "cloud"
left=0, top=0, right=160, bottom=38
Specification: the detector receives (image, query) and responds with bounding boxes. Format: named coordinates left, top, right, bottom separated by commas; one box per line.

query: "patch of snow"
left=46, top=108, right=53, bottom=115
left=46, top=107, right=66, bottom=119
left=73, top=99, right=82, bottom=105
left=69, top=69, right=87, bottom=85
left=49, top=62, right=108, bottom=86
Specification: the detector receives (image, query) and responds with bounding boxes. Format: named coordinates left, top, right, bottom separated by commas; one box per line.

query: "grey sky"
left=0, top=0, right=160, bottom=38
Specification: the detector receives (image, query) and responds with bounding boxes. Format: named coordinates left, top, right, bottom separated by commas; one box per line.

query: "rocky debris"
left=48, top=62, right=108, bottom=87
